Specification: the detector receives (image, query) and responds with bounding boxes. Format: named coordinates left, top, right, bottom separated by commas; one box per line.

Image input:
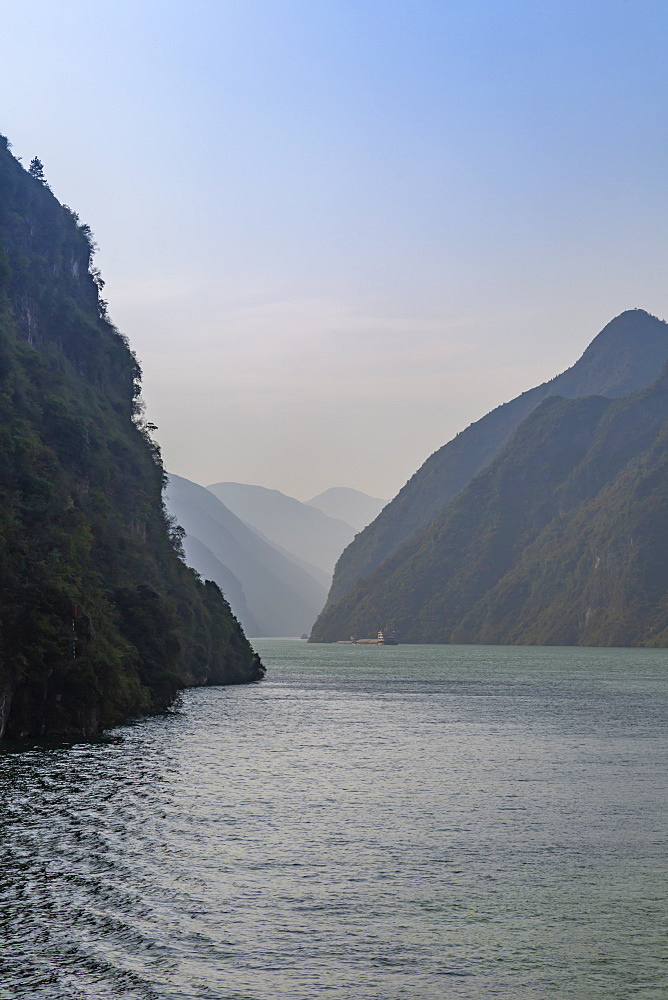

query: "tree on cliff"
left=29, top=157, right=46, bottom=183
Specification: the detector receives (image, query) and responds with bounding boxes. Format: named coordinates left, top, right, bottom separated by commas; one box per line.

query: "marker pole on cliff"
left=70, top=604, right=78, bottom=659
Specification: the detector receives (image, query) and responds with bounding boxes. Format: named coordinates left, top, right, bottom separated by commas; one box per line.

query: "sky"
left=3, top=0, right=668, bottom=500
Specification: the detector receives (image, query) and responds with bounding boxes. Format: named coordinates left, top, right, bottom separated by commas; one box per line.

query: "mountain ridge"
left=166, top=474, right=326, bottom=636
left=320, top=309, right=668, bottom=617
left=311, top=365, right=668, bottom=646
left=306, top=487, right=386, bottom=532
left=206, top=481, right=356, bottom=580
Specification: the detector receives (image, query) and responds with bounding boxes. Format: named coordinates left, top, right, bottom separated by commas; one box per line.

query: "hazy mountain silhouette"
left=206, top=482, right=356, bottom=579
left=165, top=474, right=326, bottom=636
left=306, top=487, right=386, bottom=532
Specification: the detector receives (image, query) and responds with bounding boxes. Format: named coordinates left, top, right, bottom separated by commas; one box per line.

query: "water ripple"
left=1, top=642, right=666, bottom=999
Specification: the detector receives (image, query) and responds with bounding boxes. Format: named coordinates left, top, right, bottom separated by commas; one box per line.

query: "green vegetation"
left=311, top=372, right=668, bottom=646
left=0, top=136, right=263, bottom=737
left=324, top=309, right=668, bottom=612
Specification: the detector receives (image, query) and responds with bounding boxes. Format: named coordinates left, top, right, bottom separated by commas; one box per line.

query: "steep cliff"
left=0, top=136, right=263, bottom=737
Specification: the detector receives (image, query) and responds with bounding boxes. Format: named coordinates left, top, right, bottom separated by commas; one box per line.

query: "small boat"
left=378, top=630, right=398, bottom=645
left=336, top=630, right=399, bottom=645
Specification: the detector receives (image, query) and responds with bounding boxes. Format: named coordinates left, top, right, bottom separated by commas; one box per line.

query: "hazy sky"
left=3, top=1, right=668, bottom=499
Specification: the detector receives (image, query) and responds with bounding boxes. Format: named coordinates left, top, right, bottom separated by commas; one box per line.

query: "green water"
left=0, top=640, right=666, bottom=998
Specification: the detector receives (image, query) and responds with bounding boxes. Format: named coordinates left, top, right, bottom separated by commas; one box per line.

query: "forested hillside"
left=322, top=310, right=668, bottom=613
left=0, top=137, right=263, bottom=737
left=311, top=370, right=668, bottom=645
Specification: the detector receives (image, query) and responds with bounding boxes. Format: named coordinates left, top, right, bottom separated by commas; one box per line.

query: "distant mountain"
left=165, top=474, right=326, bottom=637
left=206, top=482, right=355, bottom=579
left=322, top=310, right=668, bottom=613
left=306, top=487, right=386, bottom=532
left=311, top=367, right=668, bottom=646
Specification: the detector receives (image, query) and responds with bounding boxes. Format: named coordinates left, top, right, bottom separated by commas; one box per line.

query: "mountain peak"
left=318, top=309, right=668, bottom=615
left=306, top=487, right=387, bottom=532
left=551, top=309, right=668, bottom=400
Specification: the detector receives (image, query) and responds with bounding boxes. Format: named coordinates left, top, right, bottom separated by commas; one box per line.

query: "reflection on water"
left=1, top=641, right=666, bottom=999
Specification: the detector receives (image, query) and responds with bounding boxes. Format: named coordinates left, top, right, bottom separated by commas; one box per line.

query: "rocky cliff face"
left=0, top=136, right=262, bottom=737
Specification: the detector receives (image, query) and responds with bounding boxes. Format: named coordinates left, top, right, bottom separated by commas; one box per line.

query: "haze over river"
left=1, top=640, right=666, bottom=999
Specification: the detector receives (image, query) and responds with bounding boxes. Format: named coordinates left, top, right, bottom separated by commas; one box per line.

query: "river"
left=1, top=640, right=666, bottom=999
